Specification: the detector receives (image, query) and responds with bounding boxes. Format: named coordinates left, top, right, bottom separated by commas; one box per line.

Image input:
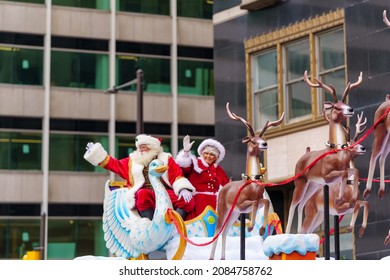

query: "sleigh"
left=103, top=176, right=282, bottom=260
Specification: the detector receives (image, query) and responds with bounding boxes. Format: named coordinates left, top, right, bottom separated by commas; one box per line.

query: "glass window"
left=118, top=0, right=170, bottom=15
left=117, top=55, right=171, bottom=94
left=317, top=28, right=346, bottom=106
left=0, top=47, right=43, bottom=85
left=0, top=218, right=41, bottom=259
left=49, top=134, right=108, bottom=172
left=178, top=60, right=213, bottom=96
left=285, top=39, right=312, bottom=122
left=178, top=0, right=212, bottom=19
left=252, top=49, right=278, bottom=129
left=51, top=50, right=109, bottom=90
left=0, top=131, right=42, bottom=170
left=53, top=0, right=109, bottom=10
left=47, top=219, right=106, bottom=259
left=5, top=0, right=44, bottom=4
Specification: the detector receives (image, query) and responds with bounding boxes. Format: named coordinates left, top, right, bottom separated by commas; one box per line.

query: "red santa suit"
left=84, top=135, right=195, bottom=215
left=175, top=139, right=229, bottom=220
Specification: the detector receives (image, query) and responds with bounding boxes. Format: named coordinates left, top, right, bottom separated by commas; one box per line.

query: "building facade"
left=0, top=0, right=214, bottom=259
left=214, top=0, right=390, bottom=259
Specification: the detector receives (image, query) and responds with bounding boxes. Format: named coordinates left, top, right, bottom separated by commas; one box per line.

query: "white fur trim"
left=175, top=150, right=194, bottom=168
left=126, top=155, right=146, bottom=209
left=83, top=143, right=107, bottom=166
left=135, top=134, right=161, bottom=150
left=172, top=177, right=195, bottom=196
left=197, top=139, right=225, bottom=165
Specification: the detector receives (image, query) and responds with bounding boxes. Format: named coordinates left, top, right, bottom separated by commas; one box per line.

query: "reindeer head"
left=226, top=102, right=284, bottom=156
left=304, top=71, right=362, bottom=123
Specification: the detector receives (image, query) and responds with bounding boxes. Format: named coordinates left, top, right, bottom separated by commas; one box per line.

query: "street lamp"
left=105, top=69, right=144, bottom=135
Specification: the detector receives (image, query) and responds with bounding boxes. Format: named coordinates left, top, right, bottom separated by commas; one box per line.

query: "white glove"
left=183, top=135, right=195, bottom=153
left=178, top=189, right=193, bottom=203
left=85, top=142, right=95, bottom=152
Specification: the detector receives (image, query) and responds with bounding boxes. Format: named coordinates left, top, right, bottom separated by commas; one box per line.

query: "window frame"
left=245, top=9, right=345, bottom=138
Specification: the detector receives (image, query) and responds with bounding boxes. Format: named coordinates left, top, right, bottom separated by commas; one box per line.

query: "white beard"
left=131, top=148, right=161, bottom=167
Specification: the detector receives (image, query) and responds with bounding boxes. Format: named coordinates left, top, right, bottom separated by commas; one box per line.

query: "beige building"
left=0, top=0, right=214, bottom=259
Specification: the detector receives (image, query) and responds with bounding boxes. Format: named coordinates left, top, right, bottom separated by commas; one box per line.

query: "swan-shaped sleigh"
left=102, top=159, right=281, bottom=260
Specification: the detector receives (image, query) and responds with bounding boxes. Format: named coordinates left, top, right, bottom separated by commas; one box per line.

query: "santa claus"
left=84, top=134, right=195, bottom=220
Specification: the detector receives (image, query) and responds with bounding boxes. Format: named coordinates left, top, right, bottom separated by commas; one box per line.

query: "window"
left=316, top=28, right=346, bottom=107
left=118, top=0, right=170, bottom=15
left=49, top=133, right=108, bottom=172
left=245, top=9, right=345, bottom=134
left=51, top=50, right=109, bottom=90
left=178, top=0, right=213, bottom=19
left=284, top=39, right=311, bottom=122
left=252, top=49, right=278, bottom=129
left=0, top=47, right=43, bottom=86
left=53, top=0, right=109, bottom=10
left=0, top=131, right=42, bottom=170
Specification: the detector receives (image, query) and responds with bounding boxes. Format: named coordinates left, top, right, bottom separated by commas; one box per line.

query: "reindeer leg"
left=258, top=199, right=269, bottom=236
left=209, top=202, right=229, bottom=260
left=384, top=230, right=390, bottom=246
left=248, top=200, right=260, bottom=232
left=220, top=212, right=240, bottom=260
left=378, top=138, right=390, bottom=199
left=347, top=202, right=360, bottom=234
left=286, top=177, right=308, bottom=233
left=334, top=168, right=354, bottom=206
left=297, top=182, right=319, bottom=233
left=364, top=128, right=387, bottom=199
left=359, top=201, right=369, bottom=237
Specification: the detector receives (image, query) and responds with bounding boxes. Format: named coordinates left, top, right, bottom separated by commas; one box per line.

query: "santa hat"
left=135, top=134, right=162, bottom=151
left=197, top=138, right=226, bottom=165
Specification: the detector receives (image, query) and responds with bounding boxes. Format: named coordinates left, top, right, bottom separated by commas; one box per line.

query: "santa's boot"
left=175, top=208, right=188, bottom=220
left=139, top=209, right=154, bottom=220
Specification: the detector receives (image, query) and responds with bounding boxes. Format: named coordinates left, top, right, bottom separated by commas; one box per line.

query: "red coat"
left=100, top=151, right=195, bottom=211
left=176, top=152, right=229, bottom=219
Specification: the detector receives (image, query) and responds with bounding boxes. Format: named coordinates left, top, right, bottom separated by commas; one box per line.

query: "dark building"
left=214, top=0, right=390, bottom=259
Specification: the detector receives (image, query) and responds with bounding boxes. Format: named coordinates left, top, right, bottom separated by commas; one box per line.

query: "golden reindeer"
left=209, top=102, right=284, bottom=260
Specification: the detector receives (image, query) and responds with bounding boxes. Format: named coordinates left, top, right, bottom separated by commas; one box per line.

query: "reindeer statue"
left=364, top=10, right=390, bottom=200
left=209, top=102, right=284, bottom=260
left=363, top=94, right=390, bottom=199
left=301, top=112, right=369, bottom=237
left=285, top=70, right=363, bottom=234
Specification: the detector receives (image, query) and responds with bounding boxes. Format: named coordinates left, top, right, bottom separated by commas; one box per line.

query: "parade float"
left=74, top=9, right=390, bottom=262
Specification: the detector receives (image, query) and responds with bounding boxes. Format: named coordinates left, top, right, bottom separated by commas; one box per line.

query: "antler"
left=384, top=10, right=390, bottom=27
left=341, top=72, right=363, bottom=102
left=304, top=70, right=337, bottom=102
left=352, top=111, right=367, bottom=142
left=258, top=112, right=285, bottom=137
left=226, top=102, right=255, bottom=136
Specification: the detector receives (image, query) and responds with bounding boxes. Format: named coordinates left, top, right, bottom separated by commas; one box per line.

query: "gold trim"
left=98, top=155, right=110, bottom=168
left=109, top=181, right=127, bottom=187
left=165, top=210, right=187, bottom=260
left=245, top=9, right=344, bottom=52
left=128, top=158, right=134, bottom=186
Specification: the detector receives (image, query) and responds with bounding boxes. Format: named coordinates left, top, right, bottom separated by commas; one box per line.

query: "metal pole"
left=39, top=212, right=46, bottom=260
left=240, top=213, right=246, bottom=260
left=136, top=69, right=144, bottom=134
left=170, top=0, right=178, bottom=156
left=323, top=184, right=330, bottom=260
left=108, top=0, right=116, bottom=183
left=334, top=215, right=340, bottom=260
left=41, top=0, right=52, bottom=260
